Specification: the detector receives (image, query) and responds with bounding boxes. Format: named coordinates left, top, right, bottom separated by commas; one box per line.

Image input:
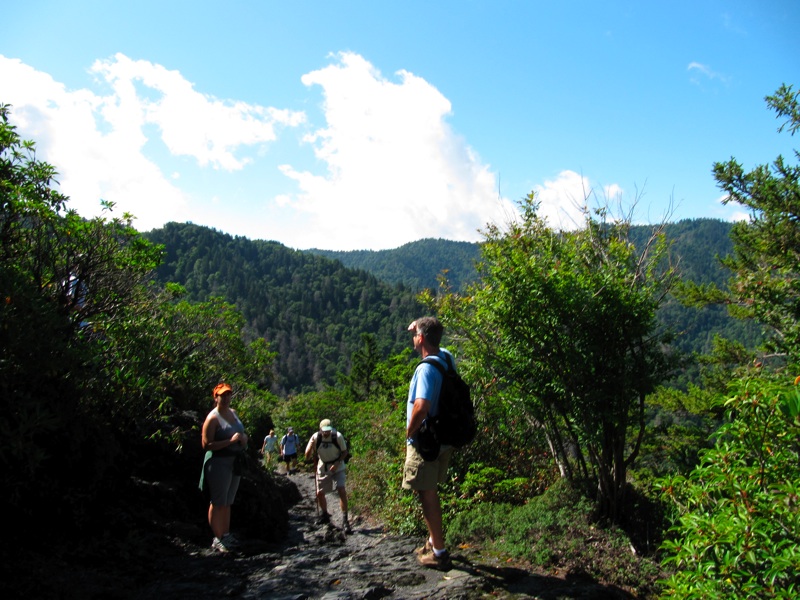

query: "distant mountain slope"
left=144, top=222, right=424, bottom=395
left=308, top=238, right=481, bottom=291
left=309, top=220, right=736, bottom=291
left=145, top=219, right=761, bottom=395
left=311, top=219, right=762, bottom=369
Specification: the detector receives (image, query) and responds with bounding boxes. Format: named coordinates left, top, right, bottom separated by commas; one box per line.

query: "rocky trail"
left=127, top=471, right=636, bottom=600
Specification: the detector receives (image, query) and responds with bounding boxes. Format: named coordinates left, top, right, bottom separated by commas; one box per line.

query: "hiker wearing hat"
left=280, top=426, right=301, bottom=474
left=200, top=382, right=249, bottom=553
left=404, top=317, right=455, bottom=571
left=305, top=419, right=351, bottom=533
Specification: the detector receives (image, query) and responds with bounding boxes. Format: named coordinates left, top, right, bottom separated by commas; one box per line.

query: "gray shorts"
left=402, top=444, right=453, bottom=491
left=205, top=455, right=241, bottom=506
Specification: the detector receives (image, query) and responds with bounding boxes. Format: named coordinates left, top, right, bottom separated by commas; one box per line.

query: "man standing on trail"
left=305, top=418, right=352, bottom=533
left=280, top=427, right=300, bottom=474
left=403, top=317, right=454, bottom=571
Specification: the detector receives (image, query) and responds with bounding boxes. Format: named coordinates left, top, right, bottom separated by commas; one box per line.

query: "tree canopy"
left=428, top=194, right=679, bottom=522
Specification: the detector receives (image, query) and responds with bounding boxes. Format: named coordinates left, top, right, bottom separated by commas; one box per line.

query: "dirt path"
left=132, top=471, right=637, bottom=599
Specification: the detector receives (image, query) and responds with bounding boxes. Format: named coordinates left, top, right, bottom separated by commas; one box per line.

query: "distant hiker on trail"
left=404, top=317, right=455, bottom=571
left=305, top=418, right=352, bottom=533
left=280, top=427, right=301, bottom=474
left=200, top=382, right=249, bottom=554
left=261, top=429, right=278, bottom=468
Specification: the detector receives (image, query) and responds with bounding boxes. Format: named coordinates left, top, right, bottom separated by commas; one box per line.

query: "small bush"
left=449, top=479, right=663, bottom=595
left=659, top=375, right=800, bottom=599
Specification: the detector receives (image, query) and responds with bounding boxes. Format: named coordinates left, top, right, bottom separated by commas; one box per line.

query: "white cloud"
left=0, top=54, right=304, bottom=231
left=277, top=52, right=517, bottom=250
left=90, top=54, right=305, bottom=171
left=532, top=170, right=593, bottom=229
left=711, top=192, right=750, bottom=223
left=2, top=52, right=610, bottom=251
left=687, top=62, right=729, bottom=85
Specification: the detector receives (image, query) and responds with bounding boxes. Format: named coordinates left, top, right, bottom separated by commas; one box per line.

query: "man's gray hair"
left=413, top=316, right=443, bottom=347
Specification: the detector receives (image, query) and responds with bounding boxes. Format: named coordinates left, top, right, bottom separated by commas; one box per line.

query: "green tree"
left=339, top=333, right=382, bottom=402
left=0, top=103, right=277, bottom=535
left=659, top=376, right=800, bottom=598
left=681, top=84, right=800, bottom=366
left=0, top=103, right=162, bottom=520
left=430, top=194, right=677, bottom=522
left=659, top=84, right=800, bottom=599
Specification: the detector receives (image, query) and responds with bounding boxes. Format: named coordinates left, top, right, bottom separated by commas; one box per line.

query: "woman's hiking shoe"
left=316, top=511, right=331, bottom=525
left=221, top=533, right=240, bottom=548
left=342, top=516, right=353, bottom=534
left=211, top=537, right=230, bottom=553
left=417, top=549, right=452, bottom=571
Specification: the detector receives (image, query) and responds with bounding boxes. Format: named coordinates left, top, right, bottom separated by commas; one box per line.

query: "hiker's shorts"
left=402, top=444, right=453, bottom=491
left=316, top=467, right=346, bottom=495
left=205, top=455, right=241, bottom=506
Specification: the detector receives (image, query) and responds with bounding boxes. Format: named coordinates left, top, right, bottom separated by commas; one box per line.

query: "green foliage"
left=308, top=238, right=481, bottom=291
left=679, top=84, right=800, bottom=367
left=429, top=193, right=678, bottom=522
left=313, top=220, right=763, bottom=390
left=274, top=345, right=425, bottom=534
left=634, top=387, right=719, bottom=485
left=457, top=463, right=533, bottom=505
left=147, top=218, right=764, bottom=397
left=0, top=103, right=277, bottom=536
left=1, top=103, right=166, bottom=518
left=145, top=222, right=425, bottom=394
left=659, top=375, right=800, bottom=598
left=449, top=479, right=663, bottom=595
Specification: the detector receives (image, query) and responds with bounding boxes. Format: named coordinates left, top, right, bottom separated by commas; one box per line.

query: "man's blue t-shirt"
left=281, top=433, right=300, bottom=454
left=406, top=348, right=453, bottom=444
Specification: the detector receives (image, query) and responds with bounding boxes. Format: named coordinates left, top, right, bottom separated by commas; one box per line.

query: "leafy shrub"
left=659, top=375, right=800, bottom=599
left=457, top=463, right=536, bottom=506
left=448, top=479, right=663, bottom=594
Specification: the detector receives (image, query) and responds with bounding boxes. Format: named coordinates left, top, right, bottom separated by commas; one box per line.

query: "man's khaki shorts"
left=316, top=468, right=346, bottom=494
left=402, top=444, right=453, bottom=491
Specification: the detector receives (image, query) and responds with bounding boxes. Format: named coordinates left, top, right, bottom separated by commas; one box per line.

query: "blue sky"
left=2, top=1, right=798, bottom=250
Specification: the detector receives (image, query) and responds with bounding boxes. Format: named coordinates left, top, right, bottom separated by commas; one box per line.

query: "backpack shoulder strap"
left=421, top=356, right=447, bottom=375
left=316, top=430, right=343, bottom=463
left=443, top=353, right=455, bottom=372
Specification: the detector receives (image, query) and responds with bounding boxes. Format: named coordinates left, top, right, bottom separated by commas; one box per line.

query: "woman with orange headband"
left=200, top=382, right=249, bottom=553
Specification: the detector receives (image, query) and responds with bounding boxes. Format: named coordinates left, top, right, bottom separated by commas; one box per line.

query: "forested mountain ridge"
left=145, top=218, right=759, bottom=395
left=311, top=219, right=762, bottom=359
left=309, top=238, right=481, bottom=291
left=310, top=219, right=734, bottom=291
left=145, top=222, right=424, bottom=395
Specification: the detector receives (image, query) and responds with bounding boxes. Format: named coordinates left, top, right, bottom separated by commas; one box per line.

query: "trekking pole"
left=314, top=467, right=320, bottom=519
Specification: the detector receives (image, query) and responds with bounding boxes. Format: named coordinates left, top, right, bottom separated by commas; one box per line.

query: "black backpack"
left=421, top=354, right=477, bottom=447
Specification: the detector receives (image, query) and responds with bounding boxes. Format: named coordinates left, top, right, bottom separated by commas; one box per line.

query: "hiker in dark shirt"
left=280, top=427, right=300, bottom=474
left=403, top=317, right=455, bottom=571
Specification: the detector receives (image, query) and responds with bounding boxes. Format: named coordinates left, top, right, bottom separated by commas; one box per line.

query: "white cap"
left=319, top=419, right=333, bottom=431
